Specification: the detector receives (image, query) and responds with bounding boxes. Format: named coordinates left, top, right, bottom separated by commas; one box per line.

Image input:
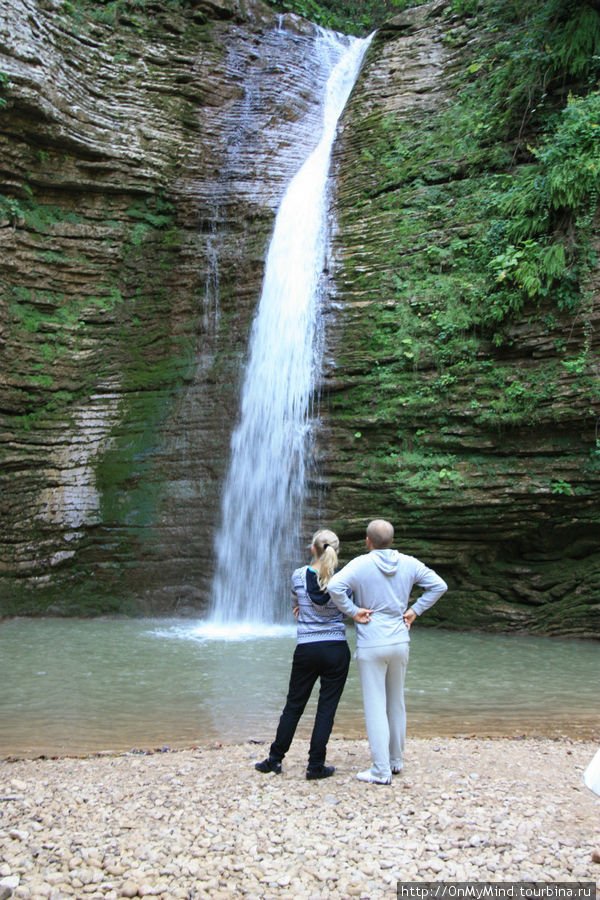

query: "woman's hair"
left=311, top=529, right=340, bottom=590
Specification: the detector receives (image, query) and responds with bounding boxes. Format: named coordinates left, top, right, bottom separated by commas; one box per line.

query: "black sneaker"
left=306, top=764, right=335, bottom=780
left=254, top=758, right=282, bottom=774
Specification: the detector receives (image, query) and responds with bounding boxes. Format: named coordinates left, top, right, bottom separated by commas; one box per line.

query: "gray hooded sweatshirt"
left=326, top=549, right=448, bottom=648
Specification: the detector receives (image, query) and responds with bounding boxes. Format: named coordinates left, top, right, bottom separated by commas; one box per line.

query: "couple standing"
left=255, top=519, right=448, bottom=785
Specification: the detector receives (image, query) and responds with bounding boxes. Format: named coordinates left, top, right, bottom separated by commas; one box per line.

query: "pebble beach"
left=1, top=736, right=599, bottom=899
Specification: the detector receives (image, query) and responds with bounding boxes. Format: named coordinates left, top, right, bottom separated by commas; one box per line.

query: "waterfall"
left=208, top=29, right=372, bottom=628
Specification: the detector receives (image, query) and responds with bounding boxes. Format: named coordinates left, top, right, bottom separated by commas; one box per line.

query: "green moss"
left=21, top=200, right=85, bottom=233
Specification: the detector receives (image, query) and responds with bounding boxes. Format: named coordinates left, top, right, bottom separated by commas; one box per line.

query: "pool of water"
left=1, top=618, right=598, bottom=757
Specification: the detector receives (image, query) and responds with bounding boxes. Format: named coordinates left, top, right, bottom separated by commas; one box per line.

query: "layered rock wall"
left=0, top=0, right=340, bottom=612
left=317, top=2, right=600, bottom=636
left=1, top=0, right=598, bottom=634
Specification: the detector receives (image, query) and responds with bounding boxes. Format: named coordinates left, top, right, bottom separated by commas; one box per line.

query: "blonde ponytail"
left=311, top=529, right=340, bottom=590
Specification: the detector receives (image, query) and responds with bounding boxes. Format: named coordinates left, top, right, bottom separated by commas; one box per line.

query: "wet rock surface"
left=317, top=2, right=600, bottom=636
left=0, top=0, right=341, bottom=613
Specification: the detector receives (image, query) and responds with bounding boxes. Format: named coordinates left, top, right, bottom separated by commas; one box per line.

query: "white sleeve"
left=410, top=563, right=447, bottom=616
left=326, top=567, right=360, bottom=618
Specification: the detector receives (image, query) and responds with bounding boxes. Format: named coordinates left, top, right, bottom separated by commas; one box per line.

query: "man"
left=326, top=519, right=447, bottom=784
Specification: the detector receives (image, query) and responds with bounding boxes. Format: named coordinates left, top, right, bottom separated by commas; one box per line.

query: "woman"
left=255, top=529, right=364, bottom=780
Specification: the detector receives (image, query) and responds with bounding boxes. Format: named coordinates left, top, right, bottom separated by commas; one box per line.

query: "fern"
left=550, top=5, right=600, bottom=78
left=482, top=86, right=600, bottom=322
left=540, top=241, right=566, bottom=278
left=538, top=90, right=600, bottom=211
left=462, top=1, right=600, bottom=143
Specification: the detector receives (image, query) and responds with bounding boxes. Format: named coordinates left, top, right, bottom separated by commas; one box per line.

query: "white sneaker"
left=356, top=768, right=391, bottom=785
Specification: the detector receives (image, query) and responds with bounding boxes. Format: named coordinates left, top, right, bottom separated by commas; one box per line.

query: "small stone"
left=8, top=830, right=28, bottom=842
left=14, top=889, right=31, bottom=900
left=427, top=859, right=444, bottom=873
left=10, top=780, right=27, bottom=792
left=104, top=863, right=124, bottom=876
left=138, top=884, right=160, bottom=897
left=121, top=881, right=140, bottom=898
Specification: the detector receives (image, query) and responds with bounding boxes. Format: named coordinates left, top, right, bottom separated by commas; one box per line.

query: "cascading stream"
left=209, top=29, right=372, bottom=627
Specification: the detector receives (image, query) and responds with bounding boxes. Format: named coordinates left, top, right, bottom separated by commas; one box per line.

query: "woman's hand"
left=293, top=606, right=300, bottom=619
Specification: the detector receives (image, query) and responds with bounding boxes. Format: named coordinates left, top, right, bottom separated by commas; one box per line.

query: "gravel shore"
left=1, top=737, right=599, bottom=899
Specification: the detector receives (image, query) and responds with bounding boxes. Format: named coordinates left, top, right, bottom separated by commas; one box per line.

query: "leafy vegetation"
left=343, top=0, right=600, bottom=352
left=269, top=0, right=423, bottom=34
left=448, top=0, right=600, bottom=331
left=483, top=89, right=600, bottom=325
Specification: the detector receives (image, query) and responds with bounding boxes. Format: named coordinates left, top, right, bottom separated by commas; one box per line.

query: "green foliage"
left=537, top=91, right=600, bottom=212
left=9, top=285, right=125, bottom=338
left=362, top=0, right=600, bottom=344
left=449, top=0, right=479, bottom=14
left=457, top=1, right=600, bottom=142
left=126, top=195, right=175, bottom=228
left=482, top=90, right=600, bottom=323
left=457, top=2, right=600, bottom=330
left=21, top=199, right=85, bottom=232
left=551, top=479, right=574, bottom=495
left=126, top=195, right=176, bottom=245
left=0, top=193, right=24, bottom=221
left=589, top=439, right=600, bottom=471
left=388, top=448, right=464, bottom=502
left=271, top=0, right=424, bottom=34
left=549, top=4, right=600, bottom=78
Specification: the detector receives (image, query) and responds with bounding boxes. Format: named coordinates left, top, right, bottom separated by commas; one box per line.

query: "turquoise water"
left=0, top=618, right=598, bottom=757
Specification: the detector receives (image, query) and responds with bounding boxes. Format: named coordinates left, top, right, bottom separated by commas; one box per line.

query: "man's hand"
left=403, top=608, right=417, bottom=630
left=353, top=607, right=374, bottom=624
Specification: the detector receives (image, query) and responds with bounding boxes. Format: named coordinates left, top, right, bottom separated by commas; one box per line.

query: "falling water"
left=209, top=30, right=372, bottom=627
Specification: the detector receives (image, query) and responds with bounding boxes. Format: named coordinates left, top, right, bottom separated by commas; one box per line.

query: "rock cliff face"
left=0, top=0, right=344, bottom=613
left=318, top=1, right=600, bottom=636
left=1, top=0, right=598, bottom=634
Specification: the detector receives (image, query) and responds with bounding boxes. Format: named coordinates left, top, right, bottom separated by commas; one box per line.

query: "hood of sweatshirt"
left=370, top=549, right=400, bottom=575
left=306, top=567, right=330, bottom=605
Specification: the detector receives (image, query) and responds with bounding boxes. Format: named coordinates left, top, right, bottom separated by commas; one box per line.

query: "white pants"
left=356, top=642, right=409, bottom=780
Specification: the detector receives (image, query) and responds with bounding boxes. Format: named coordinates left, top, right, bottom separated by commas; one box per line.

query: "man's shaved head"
left=366, top=519, right=394, bottom=549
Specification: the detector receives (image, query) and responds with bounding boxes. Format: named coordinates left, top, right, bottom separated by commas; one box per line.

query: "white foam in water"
left=153, top=621, right=296, bottom=642
left=208, top=30, right=373, bottom=627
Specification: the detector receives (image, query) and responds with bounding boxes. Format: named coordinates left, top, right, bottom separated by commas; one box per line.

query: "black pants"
left=269, top=640, right=351, bottom=769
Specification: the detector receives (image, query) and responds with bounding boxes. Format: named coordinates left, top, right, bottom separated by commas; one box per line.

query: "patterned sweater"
left=292, top=565, right=347, bottom=644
